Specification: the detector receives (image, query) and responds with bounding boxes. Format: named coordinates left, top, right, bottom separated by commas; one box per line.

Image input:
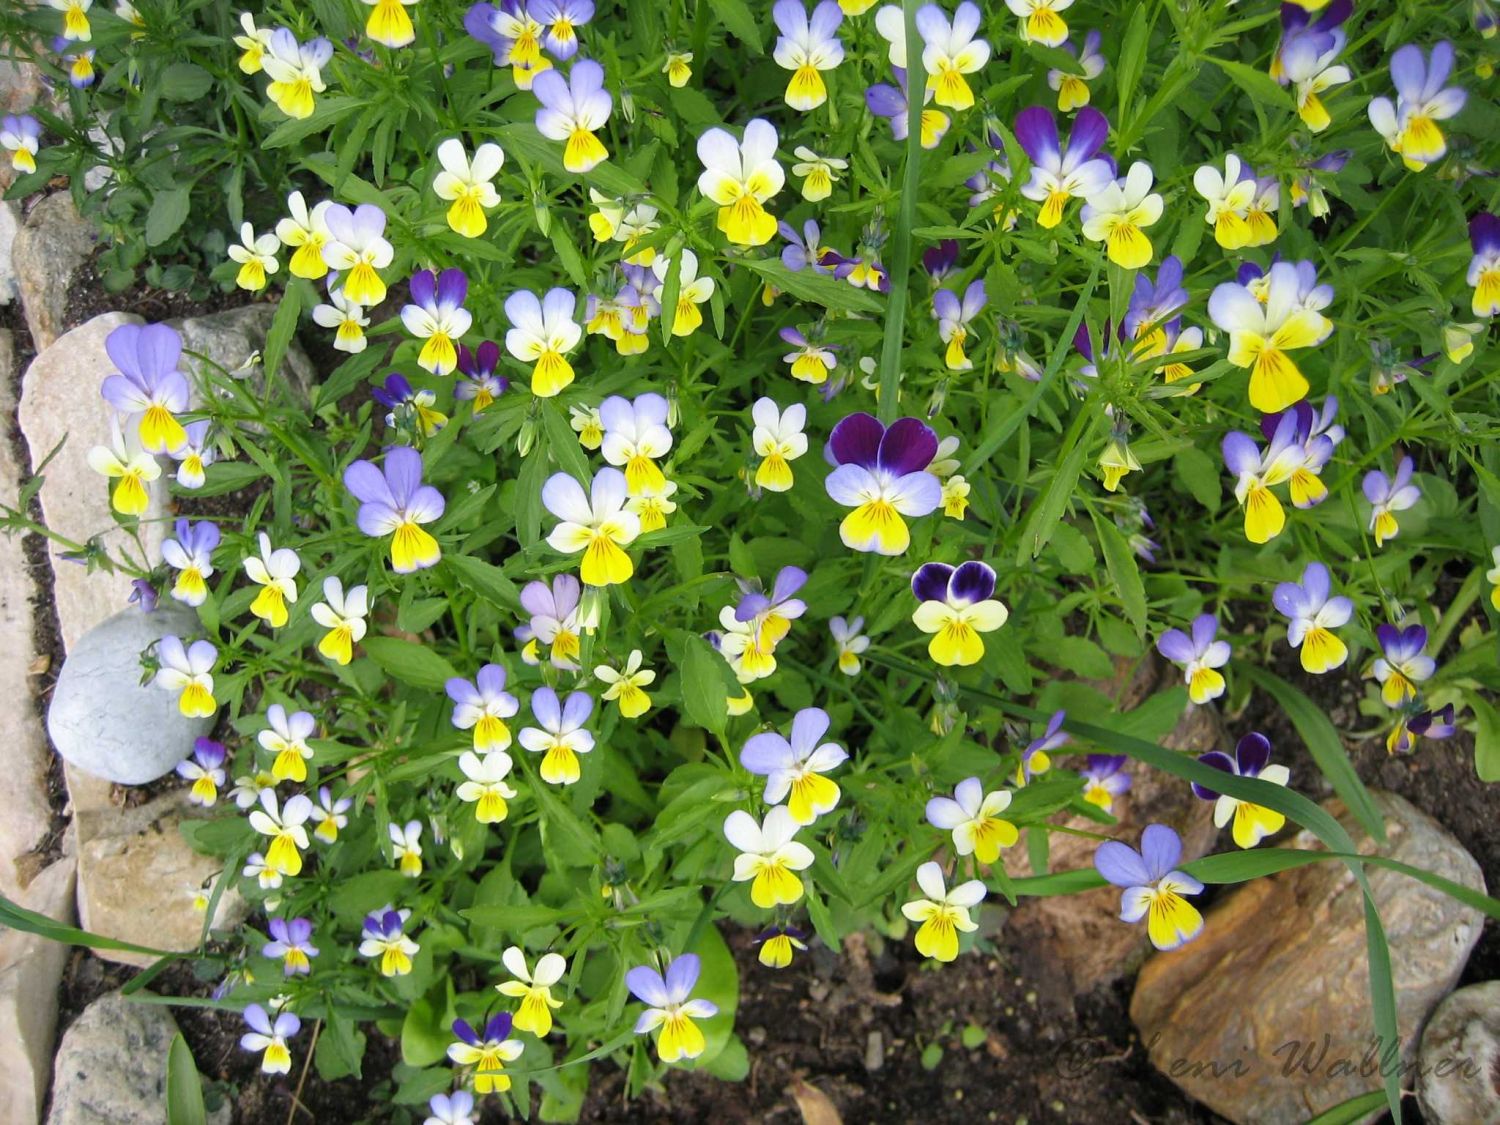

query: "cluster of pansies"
left=9, top=0, right=1493, bottom=1109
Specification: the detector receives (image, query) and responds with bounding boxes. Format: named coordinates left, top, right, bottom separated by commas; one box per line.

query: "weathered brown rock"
left=1130, top=791, right=1485, bottom=1125
left=12, top=195, right=96, bottom=350
left=1417, top=981, right=1500, bottom=1125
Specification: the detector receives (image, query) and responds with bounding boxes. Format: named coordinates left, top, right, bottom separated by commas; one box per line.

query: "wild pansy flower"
left=263, top=918, right=319, bottom=976
left=1123, top=254, right=1186, bottom=352
left=715, top=606, right=777, bottom=683
left=261, top=29, right=332, bottom=120
left=447, top=1013, right=522, bottom=1093
left=1080, top=754, right=1131, bottom=812
left=61, top=43, right=95, bottom=88
left=780, top=219, right=834, bottom=275
left=517, top=574, right=583, bottom=668
left=260, top=703, right=316, bottom=784
left=1469, top=214, right=1500, bottom=317
left=505, top=287, right=581, bottom=397
left=829, top=615, right=869, bottom=675
left=231, top=770, right=275, bottom=812
left=1156, top=614, right=1231, bottom=704
left=424, top=1092, right=476, bottom=1125
left=309, top=786, right=351, bottom=844
left=1209, top=260, right=1330, bottom=413
left=912, top=1, right=989, bottom=110
left=1363, top=456, right=1420, bottom=547
left=825, top=412, right=943, bottom=555
left=274, top=191, right=330, bottom=280
left=792, top=148, right=846, bottom=202
left=155, top=635, right=217, bottom=717
left=1048, top=30, right=1104, bottom=111
left=1193, top=732, right=1290, bottom=849
left=535, top=0, right=591, bottom=57
left=320, top=203, right=392, bottom=307
left=626, top=479, right=675, bottom=530
left=445, top=664, right=520, bottom=752
left=1005, top=0, right=1072, bottom=46
left=161, top=518, right=219, bottom=607
left=1278, top=9, right=1351, bottom=132
left=1080, top=162, right=1163, bottom=269
left=1244, top=177, right=1279, bottom=247
left=360, top=0, right=418, bottom=48
left=243, top=852, right=281, bottom=891
left=652, top=251, right=714, bottom=336
left=176, top=738, right=227, bottom=807
left=390, top=820, right=423, bottom=877
left=697, top=119, right=785, bottom=247
left=456, top=750, right=517, bottom=822
left=751, top=398, right=808, bottom=492
left=831, top=223, right=889, bottom=291
left=780, top=327, right=838, bottom=384
left=533, top=58, right=611, bottom=173
left=312, top=287, right=370, bottom=354
left=49, top=0, right=92, bottom=40
left=1094, top=825, right=1203, bottom=950
left=926, top=778, right=1018, bottom=864
left=942, top=475, right=970, bottom=518
left=129, top=579, right=158, bottom=613
left=519, top=687, right=595, bottom=784
left=1290, top=150, right=1349, bottom=217
left=741, top=707, right=847, bottom=825
left=100, top=322, right=190, bottom=455
left=1273, top=562, right=1352, bottom=674
left=491, top=1, right=553, bottom=84
left=932, top=280, right=987, bottom=370
left=1368, top=42, right=1465, bottom=171
left=543, top=468, right=640, bottom=586
left=1192, top=154, right=1257, bottom=250
left=663, top=49, right=692, bottom=86
left=1, top=115, right=41, bottom=174
left=1371, top=624, right=1434, bottom=707
left=1019, top=709, right=1068, bottom=783
left=87, top=419, right=159, bottom=517
left=374, top=373, right=447, bottom=437
left=1221, top=414, right=1311, bottom=544
left=497, top=946, right=567, bottom=1035
left=1016, top=106, right=1113, bottom=230
left=910, top=561, right=1009, bottom=667
left=249, top=790, right=313, bottom=877
left=433, top=138, right=504, bottom=238
left=360, top=907, right=419, bottom=976
left=626, top=954, right=718, bottom=1063
left=901, top=860, right=985, bottom=962
left=723, top=805, right=814, bottom=908
left=170, top=420, right=215, bottom=489
left=233, top=12, right=274, bottom=72
left=755, top=926, right=810, bottom=969
left=1388, top=703, right=1457, bottom=756
left=772, top=0, right=844, bottom=111
left=310, top=577, right=369, bottom=666
left=344, top=447, right=446, bottom=573
left=401, top=269, right=471, bottom=376
left=240, top=1004, right=299, bottom=1074
left=594, top=649, right=655, bottom=718
left=597, top=395, right=674, bottom=497
left=866, top=66, right=950, bottom=149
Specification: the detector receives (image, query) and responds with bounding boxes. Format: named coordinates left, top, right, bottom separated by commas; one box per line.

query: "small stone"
left=1130, top=791, right=1486, bottom=1125
left=12, top=194, right=97, bottom=351
left=864, top=1030, right=885, bottom=1071
left=1416, top=981, right=1500, bottom=1125
left=48, top=603, right=211, bottom=785
left=0, top=857, right=74, bottom=1125
left=46, top=991, right=227, bottom=1125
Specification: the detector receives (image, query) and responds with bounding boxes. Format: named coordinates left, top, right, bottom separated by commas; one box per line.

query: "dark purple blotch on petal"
left=911, top=562, right=954, bottom=604
left=1191, top=750, right=1235, bottom=801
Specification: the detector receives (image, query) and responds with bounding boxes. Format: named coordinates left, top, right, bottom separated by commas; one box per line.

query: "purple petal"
left=1189, top=614, right=1218, bottom=653
left=1139, top=824, right=1183, bottom=880
left=1191, top=750, right=1235, bottom=800
left=1235, top=732, right=1272, bottom=777
left=788, top=707, right=831, bottom=757
left=663, top=953, right=701, bottom=1001
left=560, top=690, right=593, bottom=729
left=408, top=269, right=436, bottom=309
left=827, top=412, right=885, bottom=468
left=435, top=268, right=468, bottom=308
left=911, top=562, right=955, bottom=604
left=1155, top=628, right=1194, bottom=664
left=383, top=446, right=424, bottom=508
left=1068, top=107, right=1110, bottom=161
left=947, top=560, right=996, bottom=605
left=876, top=417, right=939, bottom=477
left=1094, top=840, right=1150, bottom=888
left=344, top=460, right=395, bottom=507
left=530, top=685, right=561, bottom=729
left=740, top=732, right=792, bottom=775
left=1014, top=106, right=1060, bottom=166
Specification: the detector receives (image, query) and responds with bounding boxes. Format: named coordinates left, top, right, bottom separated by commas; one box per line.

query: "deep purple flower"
left=823, top=413, right=942, bottom=555
left=1191, top=732, right=1290, bottom=848
left=454, top=341, right=508, bottom=411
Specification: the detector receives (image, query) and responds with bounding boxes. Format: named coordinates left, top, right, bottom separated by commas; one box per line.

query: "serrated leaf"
left=679, top=634, right=731, bottom=735
left=145, top=188, right=191, bottom=248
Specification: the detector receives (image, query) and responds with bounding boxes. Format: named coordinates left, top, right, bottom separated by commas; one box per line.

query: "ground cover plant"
left=3, top=0, right=1500, bottom=1120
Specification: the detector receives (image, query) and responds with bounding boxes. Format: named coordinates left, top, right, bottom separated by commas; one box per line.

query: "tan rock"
left=1416, top=981, right=1500, bottom=1125
left=12, top=195, right=97, bottom=351
left=1130, top=791, right=1486, bottom=1125
left=0, top=857, right=75, bottom=1125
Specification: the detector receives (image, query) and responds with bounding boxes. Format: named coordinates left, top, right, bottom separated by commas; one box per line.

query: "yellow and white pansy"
left=154, top=635, right=218, bottom=718
left=594, top=649, right=655, bottom=718
left=248, top=790, right=313, bottom=877
left=259, top=703, right=317, bottom=784
left=652, top=251, right=715, bottom=337
left=433, top=138, right=505, bottom=238
left=697, top=118, right=785, bottom=247
left=750, top=397, right=808, bottom=493
left=227, top=223, right=280, bottom=292
left=456, top=750, right=517, bottom=822
left=505, top=287, right=582, bottom=397
left=310, top=577, right=369, bottom=666
left=723, top=805, right=816, bottom=908
left=497, top=946, right=568, bottom=1036
left=791, top=146, right=847, bottom=202
left=925, top=778, right=1019, bottom=864
left=901, top=860, right=985, bottom=962
left=87, top=417, right=159, bottom=517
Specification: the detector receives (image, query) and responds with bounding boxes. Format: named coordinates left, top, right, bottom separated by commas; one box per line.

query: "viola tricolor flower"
left=1156, top=614, right=1231, bottom=704
left=87, top=419, right=159, bottom=517
left=240, top=1004, right=300, bottom=1074
left=517, top=574, right=583, bottom=668
left=1194, top=732, right=1290, bottom=849
left=375, top=373, right=448, bottom=437
left=263, top=917, right=319, bottom=976
left=248, top=789, right=313, bottom=877
left=594, top=649, right=655, bottom=717
left=1368, top=42, right=1465, bottom=172
left=310, top=577, right=369, bottom=666
left=456, top=749, right=516, bottom=823
left=932, top=280, right=987, bottom=370
left=925, top=777, right=1018, bottom=864
left=544, top=468, right=640, bottom=585
left=361, top=0, right=418, bottom=48
left=446, top=664, right=520, bottom=752
left=311, top=287, right=370, bottom=354
left=697, top=119, right=785, bottom=247
left=1080, top=162, right=1163, bottom=269
left=176, top=738, right=227, bottom=807
left=390, top=819, right=423, bottom=876
left=275, top=191, right=331, bottom=280
left=1015, top=106, right=1113, bottom=230
left=155, top=635, right=218, bottom=717
left=1005, top=0, right=1073, bottom=47
left=497, top=946, right=568, bottom=1036
left=1192, top=154, right=1258, bottom=250
left=261, top=29, right=332, bottom=120
left=310, top=786, right=352, bottom=844
left=1273, top=562, right=1352, bottom=674
left=320, top=203, right=393, bottom=307
left=865, top=66, right=949, bottom=149
left=401, top=268, right=472, bottom=376
left=829, top=615, right=869, bottom=675
left=741, top=706, right=847, bottom=825
left=1, top=114, right=41, bottom=174
left=519, top=687, right=595, bottom=784
left=750, top=398, right=808, bottom=492
left=662, top=49, right=692, bottom=87
left=1371, top=624, right=1435, bottom=707
left=505, top=287, right=582, bottom=397
left=359, top=906, right=419, bottom=976
left=100, top=322, right=190, bottom=455
left=1048, top=29, right=1104, bottom=111
left=424, top=1092, right=476, bottom=1125
left=724, top=804, right=814, bottom=908
left=600, top=393, right=673, bottom=493
left=260, top=703, right=317, bottom=783
left=733, top=565, right=807, bottom=650
left=755, top=926, right=809, bottom=969
left=233, top=12, right=273, bottom=72
left=1469, top=214, right=1500, bottom=318
left=533, top=58, right=612, bottom=172
left=626, top=954, right=718, bottom=1063
left=433, top=138, right=505, bottom=238
left=161, top=518, right=219, bottom=607
left=1019, top=709, right=1068, bottom=783
left=913, top=1, right=989, bottom=111
left=1277, top=3, right=1351, bottom=132
left=345, top=447, right=446, bottom=572
left=772, top=0, right=844, bottom=111
left=791, top=147, right=847, bottom=202
left=169, top=420, right=215, bottom=489
left=652, top=250, right=714, bottom=336
left=910, top=560, right=1009, bottom=667
left=901, top=860, right=985, bottom=962
left=1080, top=754, right=1131, bottom=812
left=1364, top=456, right=1420, bottom=547
left=1093, top=824, right=1203, bottom=950
left=779, top=326, right=838, bottom=384
left=1210, top=259, right=1333, bottom=413
left=447, top=1013, right=523, bottom=1093
left=1388, top=703, right=1457, bottom=756
left=825, top=413, right=942, bottom=555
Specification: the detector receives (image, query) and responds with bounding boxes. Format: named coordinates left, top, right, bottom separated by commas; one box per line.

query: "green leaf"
left=166, top=1034, right=206, bottom=1125
left=1016, top=413, right=1094, bottom=563
left=734, top=258, right=883, bottom=314
left=262, top=285, right=306, bottom=387
left=540, top=403, right=592, bottom=486
left=687, top=922, right=740, bottom=1064
left=263, top=97, right=367, bottom=148
left=679, top=634, right=731, bottom=736
left=360, top=636, right=458, bottom=690
left=1114, top=4, right=1153, bottom=116
left=530, top=781, right=600, bottom=867
left=1470, top=693, right=1500, bottom=782
left=1302, top=1090, right=1389, bottom=1125
left=0, top=893, right=180, bottom=959
left=401, top=985, right=453, bottom=1067
left=706, top=0, right=763, bottom=54
left=145, top=188, right=191, bottom=248
left=1205, top=56, right=1295, bottom=111
left=316, top=1013, right=367, bottom=1081
left=447, top=553, right=520, bottom=612
left=1091, top=510, right=1148, bottom=637
left=158, top=63, right=213, bottom=101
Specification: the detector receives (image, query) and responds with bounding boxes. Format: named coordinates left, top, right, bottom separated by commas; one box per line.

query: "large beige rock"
left=0, top=201, right=20, bottom=306
left=1130, top=791, right=1486, bottom=1125
left=0, top=857, right=75, bottom=1125
left=1416, top=981, right=1500, bottom=1124
left=13, top=195, right=97, bottom=350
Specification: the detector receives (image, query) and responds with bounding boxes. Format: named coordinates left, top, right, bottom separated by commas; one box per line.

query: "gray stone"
left=47, top=991, right=227, bottom=1125
left=1417, top=982, right=1500, bottom=1124
left=0, top=857, right=74, bottom=1125
left=0, top=201, right=20, bottom=306
left=47, top=603, right=210, bottom=785
left=13, top=194, right=96, bottom=351
left=174, top=302, right=316, bottom=404
left=1131, top=791, right=1486, bottom=1125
